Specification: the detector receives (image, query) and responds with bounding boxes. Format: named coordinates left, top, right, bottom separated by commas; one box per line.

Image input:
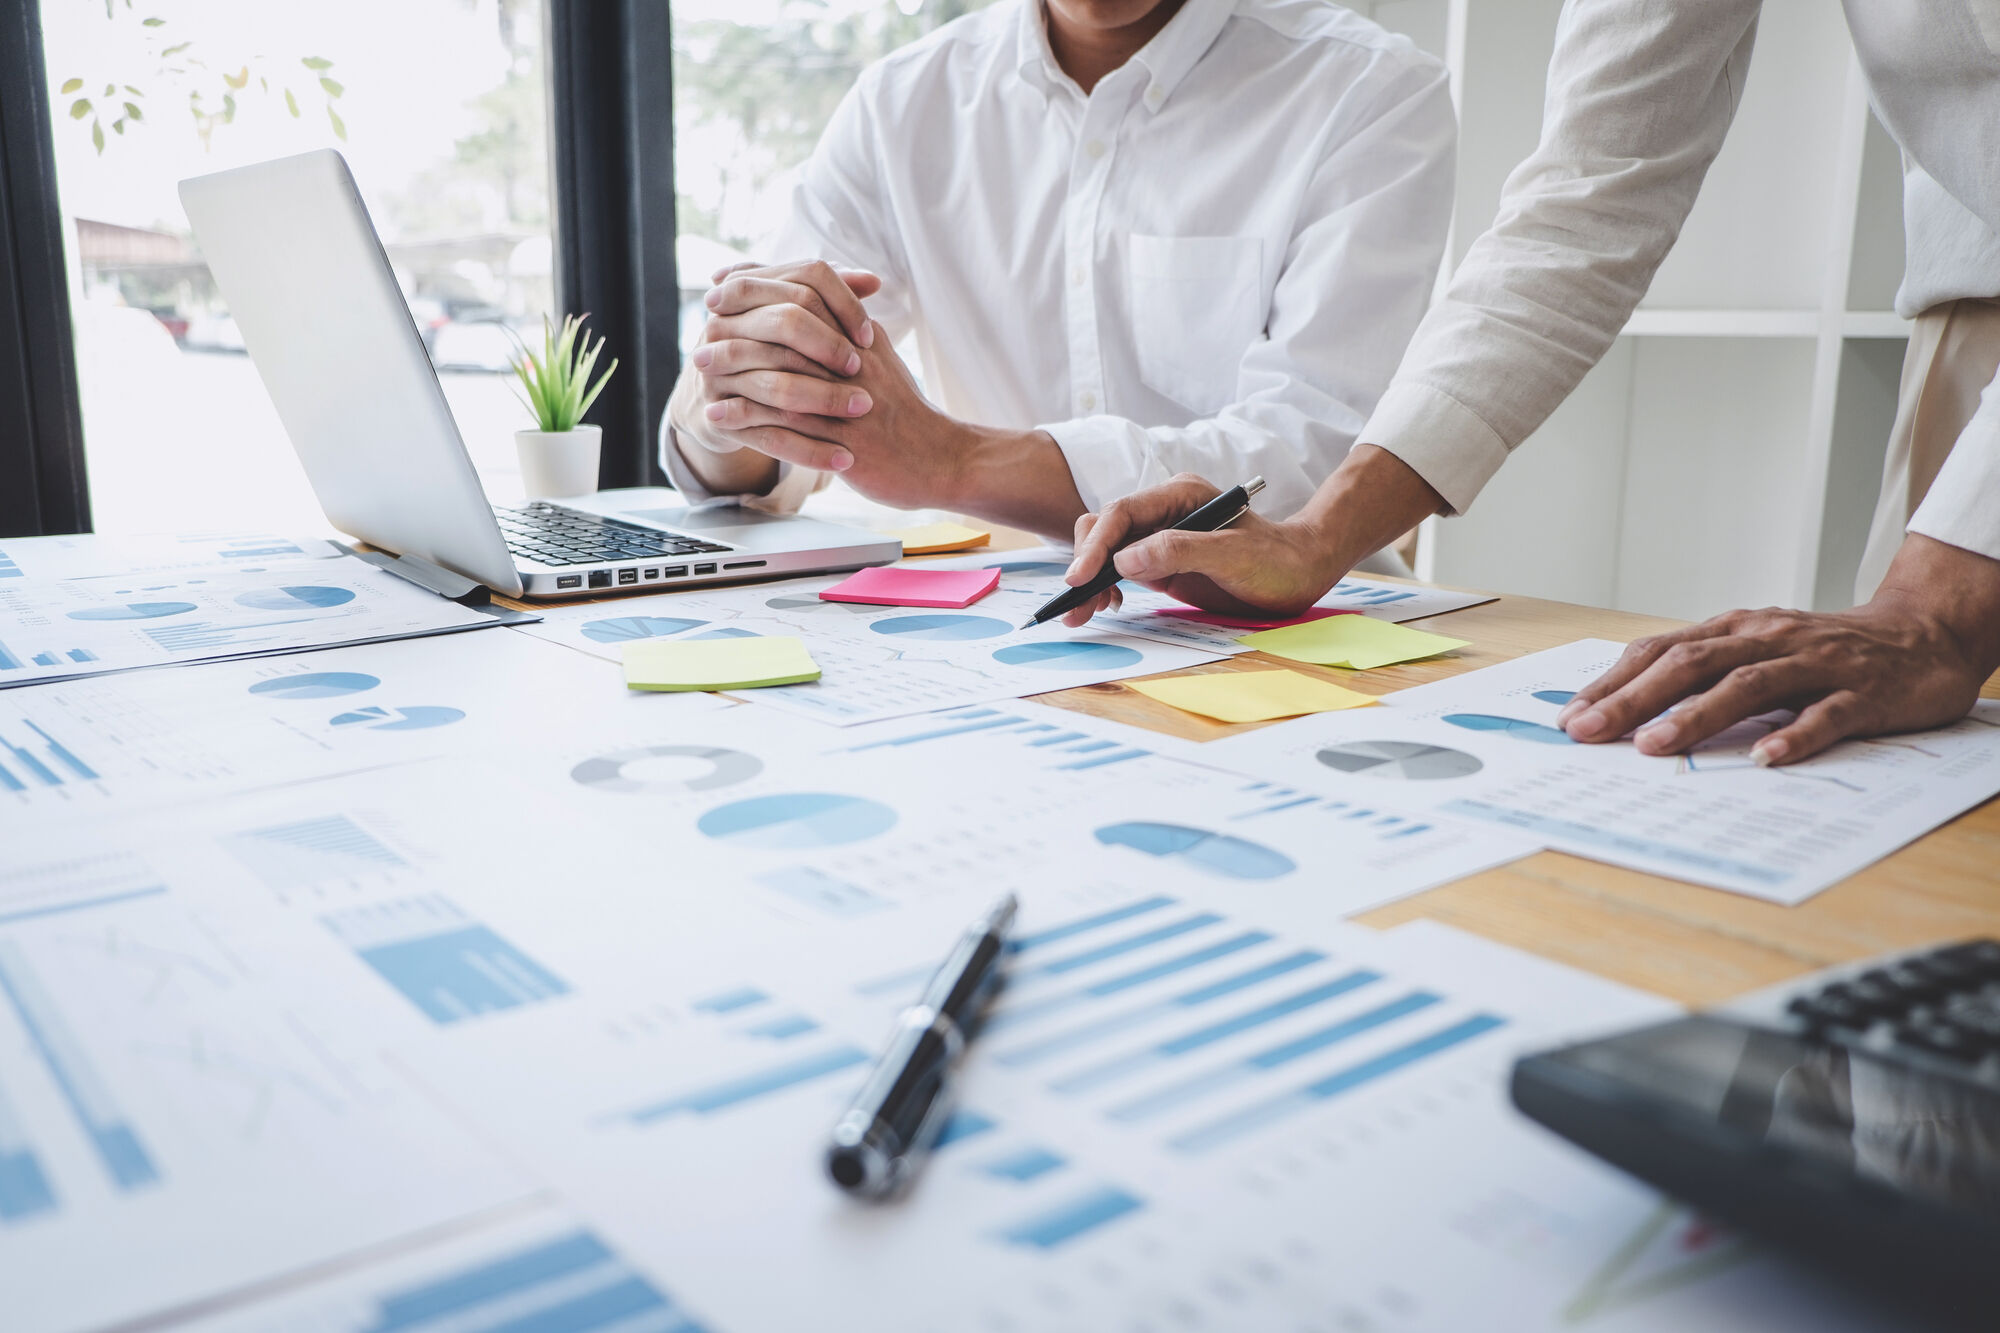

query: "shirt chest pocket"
left=1126, top=234, right=1265, bottom=416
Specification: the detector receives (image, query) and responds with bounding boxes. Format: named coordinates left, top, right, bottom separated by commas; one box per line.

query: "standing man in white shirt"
left=1064, top=0, right=2000, bottom=766
left=660, top=0, right=1456, bottom=549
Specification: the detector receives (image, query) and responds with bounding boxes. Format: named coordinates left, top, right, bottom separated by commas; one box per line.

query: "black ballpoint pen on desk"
left=826, top=893, right=1017, bottom=1199
left=1018, top=476, right=1267, bottom=629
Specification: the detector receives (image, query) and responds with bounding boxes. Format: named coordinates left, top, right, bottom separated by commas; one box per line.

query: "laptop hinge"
left=343, top=546, right=492, bottom=606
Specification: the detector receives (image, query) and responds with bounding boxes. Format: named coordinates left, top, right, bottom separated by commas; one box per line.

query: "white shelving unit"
left=1355, top=0, right=1909, bottom=619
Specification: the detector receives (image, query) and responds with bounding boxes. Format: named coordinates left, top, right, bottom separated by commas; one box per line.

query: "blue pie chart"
left=987, top=559, right=1070, bottom=577
left=1095, top=822, right=1296, bottom=880
left=1531, top=690, right=1576, bottom=706
left=1442, top=713, right=1575, bottom=744
left=330, top=705, right=465, bottom=731
left=581, top=615, right=706, bottom=643
left=697, top=793, right=897, bottom=849
left=686, top=627, right=760, bottom=640
left=992, top=641, right=1144, bottom=671
left=67, top=601, right=197, bottom=620
left=870, top=614, right=1011, bottom=642
left=249, top=671, right=381, bottom=699
left=235, top=585, right=356, bottom=610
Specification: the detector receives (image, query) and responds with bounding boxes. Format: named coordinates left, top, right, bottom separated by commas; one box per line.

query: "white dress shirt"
left=662, top=0, right=1455, bottom=521
left=1361, top=0, right=2000, bottom=568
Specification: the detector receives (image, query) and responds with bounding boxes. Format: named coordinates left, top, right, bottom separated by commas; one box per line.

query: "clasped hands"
left=670, top=258, right=965, bottom=510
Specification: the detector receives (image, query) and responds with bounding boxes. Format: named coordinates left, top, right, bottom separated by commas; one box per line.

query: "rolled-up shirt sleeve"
left=1042, top=54, right=1457, bottom=517
left=1364, top=0, right=1761, bottom=514
left=1909, top=365, right=2000, bottom=563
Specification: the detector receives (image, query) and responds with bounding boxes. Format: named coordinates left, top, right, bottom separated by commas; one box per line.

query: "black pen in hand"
left=1019, top=476, right=1267, bottom=629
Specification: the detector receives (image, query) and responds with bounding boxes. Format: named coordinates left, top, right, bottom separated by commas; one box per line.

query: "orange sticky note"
left=820, top=565, right=1002, bottom=608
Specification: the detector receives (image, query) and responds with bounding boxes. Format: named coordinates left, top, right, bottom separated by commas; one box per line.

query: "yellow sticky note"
left=623, top=635, right=821, bottom=691
left=883, top=521, right=992, bottom=555
left=1239, top=616, right=1468, bottom=670
left=1129, top=670, right=1380, bottom=724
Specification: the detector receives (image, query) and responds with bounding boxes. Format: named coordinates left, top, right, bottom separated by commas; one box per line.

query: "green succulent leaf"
left=301, top=56, right=333, bottom=70
left=141, top=16, right=164, bottom=26
left=285, top=88, right=300, bottom=117
left=328, top=107, right=347, bottom=141
left=60, top=78, right=82, bottom=94
left=92, top=120, right=105, bottom=152
left=123, top=101, right=142, bottom=121
left=70, top=98, right=92, bottom=119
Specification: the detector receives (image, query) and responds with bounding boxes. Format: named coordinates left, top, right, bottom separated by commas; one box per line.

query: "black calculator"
left=1511, top=939, right=2000, bottom=1329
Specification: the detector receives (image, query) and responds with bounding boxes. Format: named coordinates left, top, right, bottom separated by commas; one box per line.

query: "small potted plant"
left=509, top=313, right=619, bottom=499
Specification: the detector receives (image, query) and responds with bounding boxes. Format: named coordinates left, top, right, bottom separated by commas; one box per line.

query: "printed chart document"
left=510, top=576, right=1219, bottom=724
left=921, top=546, right=1497, bottom=654
left=0, top=628, right=724, bottom=824
left=1198, top=640, right=2000, bottom=903
left=0, top=551, right=515, bottom=688
left=395, top=899, right=1899, bottom=1333
left=0, top=529, right=341, bottom=582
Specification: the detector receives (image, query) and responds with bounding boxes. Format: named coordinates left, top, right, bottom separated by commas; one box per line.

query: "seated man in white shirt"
left=660, top=0, right=1456, bottom=548
left=1062, top=0, right=2000, bottom=765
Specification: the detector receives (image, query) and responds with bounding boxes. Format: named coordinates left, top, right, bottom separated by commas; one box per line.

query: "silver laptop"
left=179, top=150, right=899, bottom=600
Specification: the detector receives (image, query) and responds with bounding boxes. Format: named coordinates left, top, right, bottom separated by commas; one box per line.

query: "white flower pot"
left=515, top=425, right=602, bottom=500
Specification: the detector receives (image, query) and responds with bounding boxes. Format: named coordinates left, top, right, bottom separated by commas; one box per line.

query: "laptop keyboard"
left=494, top=502, right=732, bottom=567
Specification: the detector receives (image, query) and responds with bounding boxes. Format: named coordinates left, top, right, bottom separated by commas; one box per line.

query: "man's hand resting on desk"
left=1558, top=534, right=2000, bottom=765
left=1055, top=446, right=1450, bottom=627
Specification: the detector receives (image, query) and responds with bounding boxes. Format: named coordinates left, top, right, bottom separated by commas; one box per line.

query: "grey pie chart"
left=1314, top=741, right=1483, bottom=780
left=570, top=745, right=763, bottom=793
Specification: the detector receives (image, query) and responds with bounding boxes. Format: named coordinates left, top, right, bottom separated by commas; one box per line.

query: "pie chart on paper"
left=580, top=615, right=706, bottom=643
left=235, top=585, right=357, bottom=611
left=1441, top=713, right=1576, bottom=745
left=1315, top=741, right=1482, bottom=780
left=570, top=744, right=763, bottom=793
left=697, top=793, right=898, bottom=849
left=870, top=614, right=1012, bottom=642
left=66, top=601, right=198, bottom=620
left=992, top=641, right=1144, bottom=671
left=1094, top=822, right=1295, bottom=880
left=329, top=705, right=465, bottom=731
left=249, top=671, right=381, bottom=699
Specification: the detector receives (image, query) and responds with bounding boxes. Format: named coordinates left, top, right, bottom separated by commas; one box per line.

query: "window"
left=40, top=0, right=555, bottom=534
left=671, top=0, right=999, bottom=522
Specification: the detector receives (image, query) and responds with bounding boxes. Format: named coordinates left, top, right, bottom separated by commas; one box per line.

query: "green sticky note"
left=623, top=635, right=821, bottom=691
left=1238, top=615, right=1468, bottom=670
left=1129, top=669, right=1379, bottom=723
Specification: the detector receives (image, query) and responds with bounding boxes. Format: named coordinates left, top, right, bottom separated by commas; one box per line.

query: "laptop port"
left=693, top=563, right=718, bottom=575
left=642, top=568, right=661, bottom=580
left=588, top=569, right=613, bottom=589
left=556, top=575, right=583, bottom=590
left=617, top=567, right=639, bottom=585
left=723, top=560, right=767, bottom=571
left=662, top=566, right=688, bottom=578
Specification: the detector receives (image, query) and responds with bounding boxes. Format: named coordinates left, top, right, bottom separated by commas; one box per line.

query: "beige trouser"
left=1855, top=297, right=2000, bottom=602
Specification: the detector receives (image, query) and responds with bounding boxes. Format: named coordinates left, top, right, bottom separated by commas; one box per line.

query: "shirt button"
left=1080, top=392, right=1098, bottom=412
left=1146, top=85, right=1163, bottom=108
left=1085, top=138, right=1106, bottom=160
left=1071, top=267, right=1085, bottom=288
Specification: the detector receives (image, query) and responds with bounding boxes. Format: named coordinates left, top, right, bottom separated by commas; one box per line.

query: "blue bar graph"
left=1024, top=913, right=1224, bottom=978
left=1052, top=970, right=1388, bottom=1096
left=692, top=986, right=766, bottom=1014
left=65, top=649, right=96, bottom=663
left=31, top=652, right=59, bottom=667
left=743, top=1013, right=818, bottom=1040
left=994, top=1184, right=1144, bottom=1250
left=0, top=941, right=160, bottom=1191
left=1, top=720, right=101, bottom=789
left=1104, top=991, right=1440, bottom=1121
left=0, top=1079, right=57, bottom=1221
left=996, top=948, right=1324, bottom=1067
left=754, top=865, right=888, bottom=917
left=25, top=722, right=96, bottom=780
left=1058, top=747, right=1149, bottom=771
left=1009, top=896, right=1177, bottom=953
left=990, top=931, right=1275, bottom=1031
left=0, top=762, right=22, bottom=793
left=977, top=1145, right=1066, bottom=1182
left=359, top=1229, right=711, bottom=1333
left=844, top=711, right=1016, bottom=750
left=1066, top=740, right=1117, bottom=755
left=1169, top=1015, right=1507, bottom=1154
left=624, top=1045, right=868, bottom=1124
left=1028, top=731, right=1086, bottom=747
left=0, top=639, right=19, bottom=671
left=934, top=1108, right=997, bottom=1148
left=322, top=896, right=569, bottom=1025
left=1442, top=798, right=1787, bottom=886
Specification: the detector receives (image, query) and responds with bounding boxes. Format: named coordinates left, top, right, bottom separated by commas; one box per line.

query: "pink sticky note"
left=819, top=565, right=1002, bottom=608
left=1157, top=606, right=1359, bottom=631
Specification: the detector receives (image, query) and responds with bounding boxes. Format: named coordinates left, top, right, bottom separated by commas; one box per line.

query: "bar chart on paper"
left=321, top=895, right=569, bottom=1025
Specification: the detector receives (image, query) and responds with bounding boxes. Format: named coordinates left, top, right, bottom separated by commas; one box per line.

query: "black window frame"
left=0, top=0, right=679, bottom=538
left=0, top=0, right=90, bottom=538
